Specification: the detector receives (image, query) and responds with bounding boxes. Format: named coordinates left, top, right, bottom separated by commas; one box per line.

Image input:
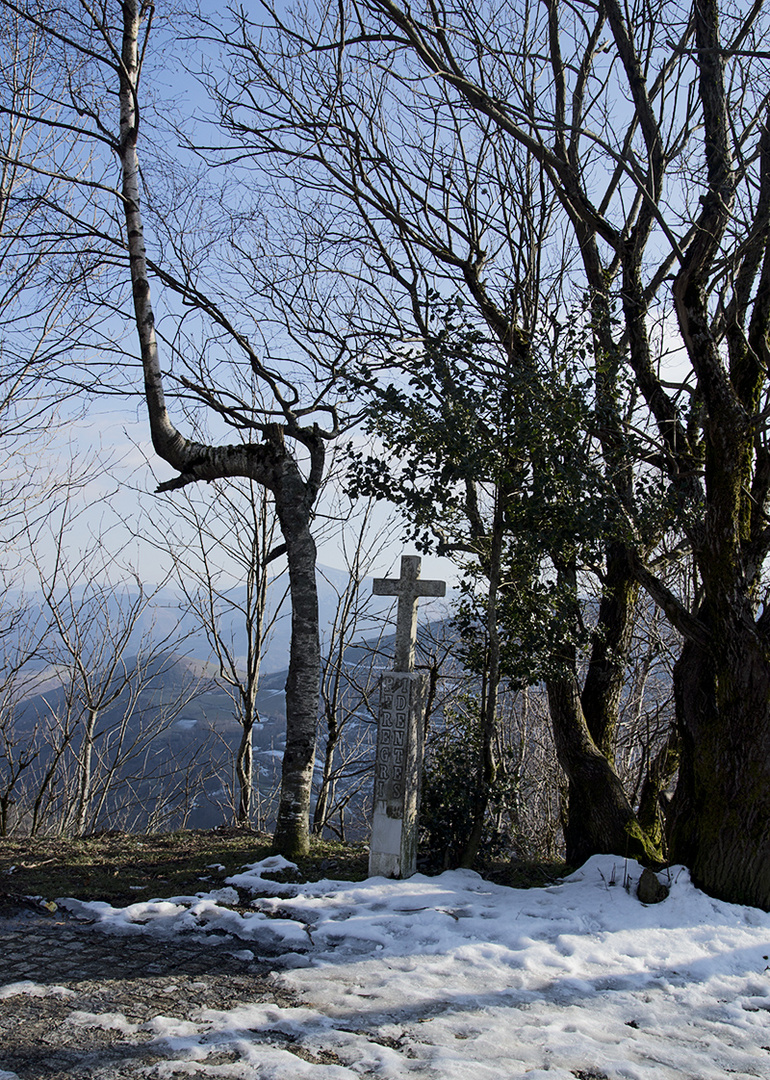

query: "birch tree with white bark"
left=1, top=0, right=354, bottom=856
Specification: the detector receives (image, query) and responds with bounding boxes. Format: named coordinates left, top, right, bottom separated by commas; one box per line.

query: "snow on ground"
left=40, top=856, right=770, bottom=1077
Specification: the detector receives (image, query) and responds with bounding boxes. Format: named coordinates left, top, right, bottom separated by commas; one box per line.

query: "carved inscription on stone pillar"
left=374, top=676, right=411, bottom=807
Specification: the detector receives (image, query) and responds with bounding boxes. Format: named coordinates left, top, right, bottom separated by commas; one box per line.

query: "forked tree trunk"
left=557, top=548, right=649, bottom=861
left=74, top=708, right=98, bottom=837
left=580, top=545, right=640, bottom=759
left=546, top=553, right=662, bottom=866
left=548, top=674, right=662, bottom=866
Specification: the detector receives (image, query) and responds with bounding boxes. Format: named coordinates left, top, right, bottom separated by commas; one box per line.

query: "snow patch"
left=0, top=981, right=75, bottom=1000
left=47, top=855, right=770, bottom=1079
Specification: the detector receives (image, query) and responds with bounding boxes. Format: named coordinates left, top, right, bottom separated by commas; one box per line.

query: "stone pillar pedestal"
left=369, top=671, right=428, bottom=879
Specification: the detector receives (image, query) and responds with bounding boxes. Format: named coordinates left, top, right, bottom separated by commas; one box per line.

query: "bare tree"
left=0, top=0, right=361, bottom=856
left=0, top=8, right=101, bottom=551
left=12, top=498, right=206, bottom=836
left=0, top=578, right=207, bottom=837
left=0, top=588, right=49, bottom=835
left=313, top=498, right=403, bottom=838
left=148, top=477, right=287, bottom=828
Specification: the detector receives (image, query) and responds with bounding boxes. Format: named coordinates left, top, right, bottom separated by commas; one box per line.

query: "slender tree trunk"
left=74, top=707, right=97, bottom=837
left=235, top=721, right=254, bottom=826
left=460, top=485, right=504, bottom=868
left=235, top=657, right=261, bottom=827
left=0, top=785, right=16, bottom=836
left=271, top=476, right=319, bottom=859
left=0, top=750, right=37, bottom=837
left=30, top=739, right=68, bottom=836
left=313, top=708, right=338, bottom=836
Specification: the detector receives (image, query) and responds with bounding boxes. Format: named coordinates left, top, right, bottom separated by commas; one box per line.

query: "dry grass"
left=0, top=828, right=369, bottom=909
left=0, top=828, right=567, bottom=912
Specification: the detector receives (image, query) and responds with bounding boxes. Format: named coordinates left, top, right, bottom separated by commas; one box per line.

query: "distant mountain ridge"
left=3, top=565, right=454, bottom=834
left=4, top=563, right=454, bottom=675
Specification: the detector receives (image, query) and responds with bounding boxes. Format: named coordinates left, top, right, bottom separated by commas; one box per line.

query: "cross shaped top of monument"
left=372, top=555, right=446, bottom=672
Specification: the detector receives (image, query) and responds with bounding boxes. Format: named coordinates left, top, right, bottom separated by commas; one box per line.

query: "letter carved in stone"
left=374, top=675, right=412, bottom=807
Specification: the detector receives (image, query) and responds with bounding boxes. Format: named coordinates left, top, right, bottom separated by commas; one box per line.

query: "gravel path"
left=0, top=901, right=295, bottom=1079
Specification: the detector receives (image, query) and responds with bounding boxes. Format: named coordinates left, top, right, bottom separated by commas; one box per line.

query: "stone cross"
left=372, top=555, right=446, bottom=672
left=369, top=555, right=446, bottom=879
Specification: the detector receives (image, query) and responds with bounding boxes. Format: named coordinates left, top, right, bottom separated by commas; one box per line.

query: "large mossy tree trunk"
left=662, top=1, right=770, bottom=910
left=670, top=623, right=770, bottom=909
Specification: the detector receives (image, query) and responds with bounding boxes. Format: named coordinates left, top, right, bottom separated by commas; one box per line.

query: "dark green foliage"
left=348, top=300, right=682, bottom=688
left=349, top=300, right=680, bottom=545
left=347, top=302, right=612, bottom=551
left=348, top=303, right=622, bottom=679
left=419, top=703, right=519, bottom=870
left=451, top=561, right=591, bottom=688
